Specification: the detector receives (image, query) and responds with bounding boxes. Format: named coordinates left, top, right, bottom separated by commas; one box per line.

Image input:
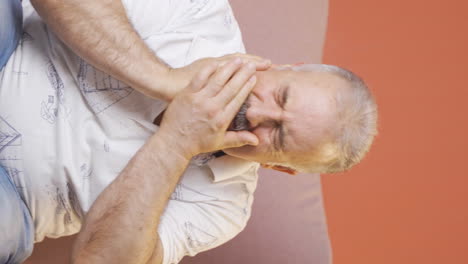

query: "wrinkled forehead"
left=282, top=70, right=341, bottom=158
left=288, top=69, right=340, bottom=117
left=289, top=69, right=345, bottom=92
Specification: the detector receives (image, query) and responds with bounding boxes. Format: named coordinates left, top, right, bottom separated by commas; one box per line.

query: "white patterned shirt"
left=0, top=1, right=259, bottom=263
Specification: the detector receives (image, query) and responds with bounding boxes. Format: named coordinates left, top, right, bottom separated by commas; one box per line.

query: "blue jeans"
left=0, top=0, right=22, bottom=70
left=1, top=2, right=32, bottom=263
left=0, top=166, right=34, bottom=264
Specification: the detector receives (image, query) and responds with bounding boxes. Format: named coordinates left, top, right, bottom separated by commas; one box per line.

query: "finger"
left=222, top=73, right=257, bottom=121
left=238, top=55, right=271, bottom=70
left=216, top=62, right=256, bottom=105
left=189, top=62, right=219, bottom=92
left=225, top=53, right=263, bottom=63
left=254, top=59, right=272, bottom=71
left=201, top=58, right=243, bottom=97
left=220, top=53, right=271, bottom=71
left=222, top=130, right=259, bottom=149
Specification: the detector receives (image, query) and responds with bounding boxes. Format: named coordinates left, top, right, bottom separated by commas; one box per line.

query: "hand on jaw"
left=158, top=58, right=260, bottom=159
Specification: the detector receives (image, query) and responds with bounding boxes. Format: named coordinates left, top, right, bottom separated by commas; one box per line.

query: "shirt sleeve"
left=157, top=199, right=250, bottom=264
left=120, top=0, right=173, bottom=38
left=156, top=161, right=259, bottom=264
left=122, top=0, right=246, bottom=68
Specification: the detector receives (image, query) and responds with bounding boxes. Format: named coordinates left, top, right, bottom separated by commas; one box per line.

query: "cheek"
left=252, top=127, right=272, bottom=146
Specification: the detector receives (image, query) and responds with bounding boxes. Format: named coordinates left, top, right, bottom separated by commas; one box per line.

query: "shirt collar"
left=206, top=155, right=259, bottom=182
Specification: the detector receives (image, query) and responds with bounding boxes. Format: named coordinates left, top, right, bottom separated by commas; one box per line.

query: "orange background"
left=322, top=0, right=468, bottom=263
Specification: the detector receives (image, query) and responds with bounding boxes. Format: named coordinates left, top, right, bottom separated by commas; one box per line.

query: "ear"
left=261, top=164, right=298, bottom=175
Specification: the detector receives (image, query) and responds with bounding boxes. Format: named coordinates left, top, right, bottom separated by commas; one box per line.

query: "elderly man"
left=0, top=0, right=378, bottom=263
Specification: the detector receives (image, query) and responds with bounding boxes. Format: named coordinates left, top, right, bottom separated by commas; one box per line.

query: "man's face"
left=224, top=68, right=345, bottom=170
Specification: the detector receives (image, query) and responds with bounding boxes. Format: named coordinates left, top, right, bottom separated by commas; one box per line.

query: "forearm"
left=72, top=133, right=191, bottom=264
left=30, top=0, right=175, bottom=101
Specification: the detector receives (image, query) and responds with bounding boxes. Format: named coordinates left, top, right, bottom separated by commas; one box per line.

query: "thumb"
left=222, top=131, right=259, bottom=149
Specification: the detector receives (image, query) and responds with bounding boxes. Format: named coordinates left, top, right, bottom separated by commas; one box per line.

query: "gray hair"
left=286, top=64, right=378, bottom=174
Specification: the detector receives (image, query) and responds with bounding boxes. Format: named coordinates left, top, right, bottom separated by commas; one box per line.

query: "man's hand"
left=164, top=53, right=270, bottom=101
left=159, top=58, right=259, bottom=158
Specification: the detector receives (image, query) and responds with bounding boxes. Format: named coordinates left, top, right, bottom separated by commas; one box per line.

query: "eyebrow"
left=273, top=122, right=286, bottom=152
left=274, top=86, right=290, bottom=151
left=281, top=85, right=290, bottom=108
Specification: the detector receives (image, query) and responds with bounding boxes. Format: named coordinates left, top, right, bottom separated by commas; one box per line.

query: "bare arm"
left=30, top=0, right=271, bottom=102
left=72, top=133, right=188, bottom=264
left=71, top=60, right=258, bottom=264
left=30, top=0, right=174, bottom=100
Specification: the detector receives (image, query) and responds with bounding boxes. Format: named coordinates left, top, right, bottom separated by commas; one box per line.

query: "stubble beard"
left=228, top=100, right=250, bottom=131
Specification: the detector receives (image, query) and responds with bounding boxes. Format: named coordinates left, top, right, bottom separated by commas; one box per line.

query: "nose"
left=246, top=106, right=282, bottom=128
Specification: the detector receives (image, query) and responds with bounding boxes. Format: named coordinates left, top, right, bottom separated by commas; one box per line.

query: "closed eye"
left=280, top=85, right=290, bottom=109
left=273, top=122, right=284, bottom=152
left=272, top=86, right=289, bottom=151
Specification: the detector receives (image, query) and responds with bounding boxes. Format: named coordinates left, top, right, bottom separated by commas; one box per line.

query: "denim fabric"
left=0, top=166, right=34, bottom=264
left=0, top=0, right=22, bottom=70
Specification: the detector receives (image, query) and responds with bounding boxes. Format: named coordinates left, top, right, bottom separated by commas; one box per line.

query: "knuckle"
left=209, top=61, right=219, bottom=68
left=194, top=73, right=206, bottom=83
left=240, top=63, right=256, bottom=73
left=200, top=63, right=216, bottom=75
left=218, top=60, right=228, bottom=67
left=214, top=119, right=225, bottom=129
